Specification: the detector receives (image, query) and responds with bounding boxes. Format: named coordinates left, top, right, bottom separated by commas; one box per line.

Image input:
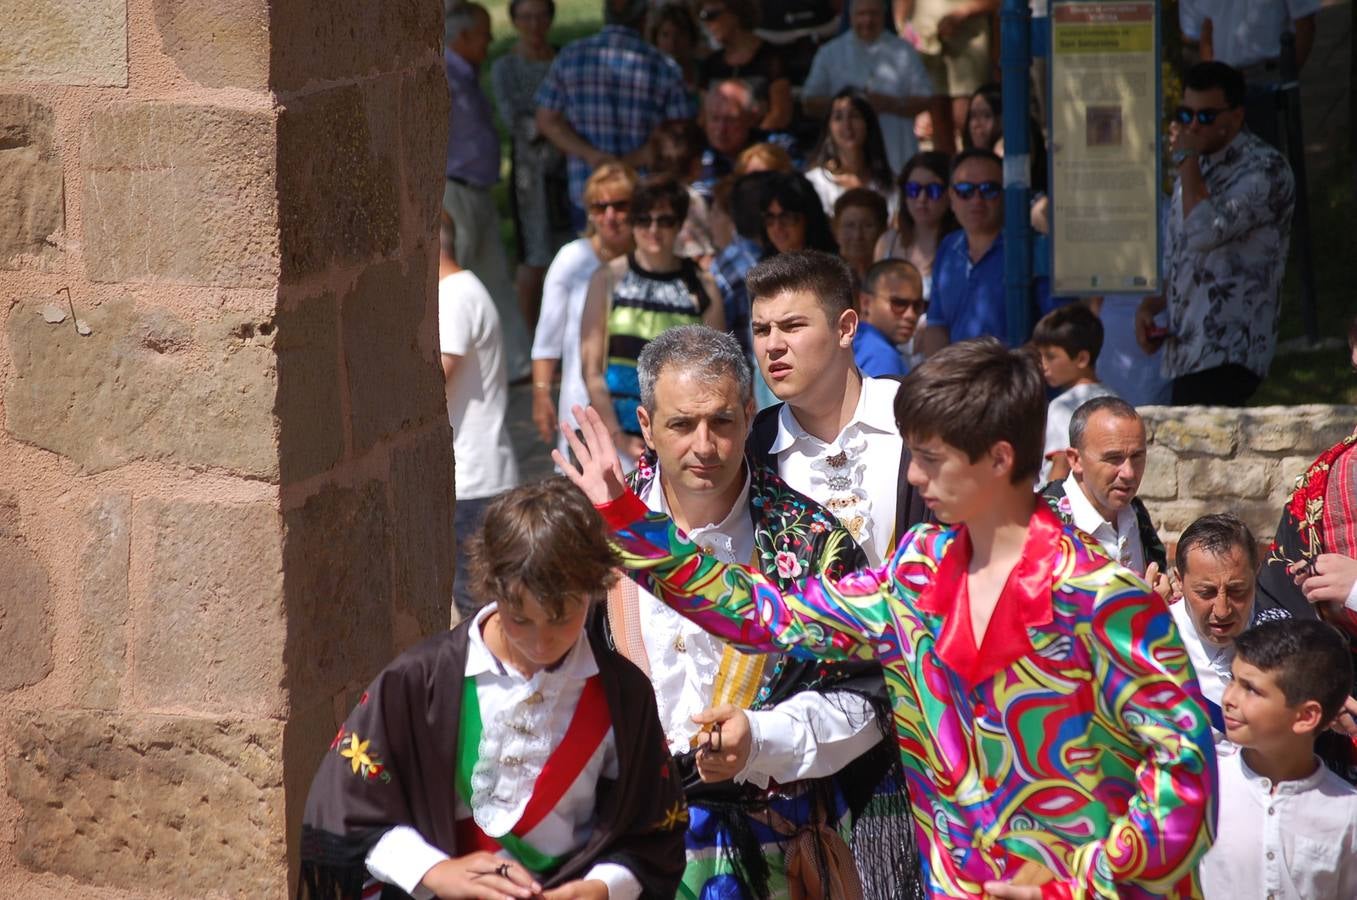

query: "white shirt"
left=801, top=31, right=933, bottom=172
left=803, top=167, right=899, bottom=221
left=1169, top=597, right=1238, bottom=747
left=532, top=238, right=601, bottom=465
left=770, top=376, right=903, bottom=568
left=1199, top=749, right=1357, bottom=900
left=635, top=466, right=881, bottom=787
left=1041, top=381, right=1118, bottom=484
left=1059, top=472, right=1146, bottom=575
left=1200, top=0, right=1322, bottom=69
left=440, top=270, right=520, bottom=499
left=365, top=605, right=640, bottom=900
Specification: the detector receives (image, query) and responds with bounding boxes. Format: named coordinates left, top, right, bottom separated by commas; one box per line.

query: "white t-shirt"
left=1201, top=0, right=1321, bottom=69
left=802, top=31, right=934, bottom=173
left=804, top=167, right=899, bottom=221
left=1040, top=380, right=1117, bottom=483
left=439, top=269, right=519, bottom=500
left=531, top=238, right=601, bottom=463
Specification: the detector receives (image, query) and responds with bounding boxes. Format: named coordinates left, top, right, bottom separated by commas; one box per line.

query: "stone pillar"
left=0, top=0, right=453, bottom=895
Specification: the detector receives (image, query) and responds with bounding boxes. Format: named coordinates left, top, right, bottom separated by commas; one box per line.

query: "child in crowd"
left=299, top=478, right=685, bottom=900
left=1201, top=618, right=1357, bottom=899
left=1031, top=304, right=1117, bottom=484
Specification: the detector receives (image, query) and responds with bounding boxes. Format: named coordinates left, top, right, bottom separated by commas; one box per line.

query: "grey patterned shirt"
left=1163, top=129, right=1295, bottom=379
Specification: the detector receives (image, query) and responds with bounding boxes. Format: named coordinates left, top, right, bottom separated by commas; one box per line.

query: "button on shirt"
left=801, top=30, right=933, bottom=172
left=364, top=604, right=639, bottom=900
left=445, top=48, right=501, bottom=188
left=1059, top=472, right=1144, bottom=574
left=769, top=376, right=903, bottom=567
left=534, top=26, right=695, bottom=207
left=930, top=230, right=1056, bottom=346
left=1163, top=129, right=1295, bottom=380
left=1200, top=749, right=1357, bottom=900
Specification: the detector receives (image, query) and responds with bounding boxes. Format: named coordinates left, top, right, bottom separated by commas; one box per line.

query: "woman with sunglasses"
left=580, top=176, right=725, bottom=468
left=804, top=88, right=897, bottom=219
left=758, top=171, right=839, bottom=257
left=695, top=0, right=793, bottom=131
left=874, top=150, right=959, bottom=301
left=532, top=163, right=640, bottom=463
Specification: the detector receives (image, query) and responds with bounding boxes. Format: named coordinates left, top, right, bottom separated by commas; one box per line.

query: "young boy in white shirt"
left=1202, top=618, right=1357, bottom=900
left=1032, top=304, right=1117, bottom=485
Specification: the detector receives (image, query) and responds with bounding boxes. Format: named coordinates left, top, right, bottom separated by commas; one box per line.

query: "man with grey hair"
left=1041, top=396, right=1169, bottom=595
left=602, top=323, right=919, bottom=899
left=534, top=0, right=695, bottom=228
left=443, top=1, right=532, bottom=381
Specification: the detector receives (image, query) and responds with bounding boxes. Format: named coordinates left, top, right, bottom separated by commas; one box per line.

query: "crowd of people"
left=296, top=1, right=1348, bottom=899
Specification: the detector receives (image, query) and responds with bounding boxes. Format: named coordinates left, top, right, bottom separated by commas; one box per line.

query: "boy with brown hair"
left=300, top=478, right=685, bottom=900
left=1031, top=304, right=1117, bottom=484
left=557, top=337, right=1217, bottom=898
left=1202, top=618, right=1357, bottom=899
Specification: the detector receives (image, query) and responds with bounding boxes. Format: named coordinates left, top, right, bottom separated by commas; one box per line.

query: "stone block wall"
left=0, top=0, right=453, bottom=896
left=1140, top=405, right=1357, bottom=549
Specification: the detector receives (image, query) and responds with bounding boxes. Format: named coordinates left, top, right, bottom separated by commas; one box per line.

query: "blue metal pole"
left=1000, top=0, right=1032, bottom=347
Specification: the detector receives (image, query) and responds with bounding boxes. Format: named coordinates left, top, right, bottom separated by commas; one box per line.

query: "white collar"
left=641, top=463, right=752, bottom=559
left=1238, top=751, right=1329, bottom=796
left=769, top=375, right=899, bottom=454
left=1061, top=472, right=1137, bottom=538
left=465, top=602, right=598, bottom=680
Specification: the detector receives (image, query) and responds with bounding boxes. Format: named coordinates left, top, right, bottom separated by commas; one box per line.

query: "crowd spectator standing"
left=853, top=259, right=924, bottom=377
left=1031, top=305, right=1117, bottom=484
left=535, top=0, right=696, bottom=228
left=904, top=0, right=997, bottom=154
left=1136, top=61, right=1296, bottom=407
left=802, top=0, right=933, bottom=173
left=437, top=213, right=519, bottom=618
left=531, top=163, right=639, bottom=463
left=444, top=2, right=533, bottom=382
left=804, top=90, right=898, bottom=218
left=490, top=0, right=574, bottom=332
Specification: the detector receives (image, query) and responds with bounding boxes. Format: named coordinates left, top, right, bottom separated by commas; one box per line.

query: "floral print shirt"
left=597, top=493, right=1217, bottom=899
left=1163, top=129, right=1295, bottom=379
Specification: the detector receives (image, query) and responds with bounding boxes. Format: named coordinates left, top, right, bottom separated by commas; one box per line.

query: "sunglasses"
left=903, top=181, right=946, bottom=201
left=1174, top=105, right=1230, bottom=126
left=698, top=6, right=725, bottom=20
left=951, top=180, right=1002, bottom=201
left=872, top=293, right=928, bottom=315
left=763, top=209, right=804, bottom=227
left=588, top=199, right=630, bottom=214
left=634, top=213, right=680, bottom=229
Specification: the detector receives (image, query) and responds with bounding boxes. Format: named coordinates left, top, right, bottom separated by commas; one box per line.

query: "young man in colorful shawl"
left=609, top=324, right=921, bottom=900
left=299, top=479, right=686, bottom=900
left=555, top=338, right=1218, bottom=899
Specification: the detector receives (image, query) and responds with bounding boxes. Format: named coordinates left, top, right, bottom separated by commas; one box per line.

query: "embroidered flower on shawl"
left=1057, top=495, right=1073, bottom=519
left=774, top=551, right=803, bottom=579
left=337, top=731, right=391, bottom=782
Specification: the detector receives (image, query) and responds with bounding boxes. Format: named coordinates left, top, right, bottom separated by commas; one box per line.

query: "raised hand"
left=552, top=405, right=628, bottom=505
left=691, top=704, right=752, bottom=783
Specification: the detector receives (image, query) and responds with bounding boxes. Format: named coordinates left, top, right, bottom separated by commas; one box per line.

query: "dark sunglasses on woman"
left=903, top=181, right=946, bottom=201
left=951, top=181, right=1002, bottom=201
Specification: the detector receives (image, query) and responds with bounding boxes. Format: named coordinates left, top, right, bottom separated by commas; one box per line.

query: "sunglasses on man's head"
left=588, top=199, right=630, bottom=214
left=951, top=181, right=1002, bottom=201
left=903, top=181, right=946, bottom=201
left=1174, top=105, right=1229, bottom=126
left=634, top=213, right=680, bottom=229
left=698, top=6, right=725, bottom=21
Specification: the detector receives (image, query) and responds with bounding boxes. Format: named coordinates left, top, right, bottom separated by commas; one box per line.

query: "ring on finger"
left=496, top=862, right=511, bottom=878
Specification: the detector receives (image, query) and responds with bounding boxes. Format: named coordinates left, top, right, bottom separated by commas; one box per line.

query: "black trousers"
left=1171, top=363, right=1262, bottom=407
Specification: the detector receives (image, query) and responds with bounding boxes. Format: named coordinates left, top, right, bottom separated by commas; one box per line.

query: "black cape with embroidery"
left=299, top=614, right=687, bottom=900
left=612, top=455, right=925, bottom=900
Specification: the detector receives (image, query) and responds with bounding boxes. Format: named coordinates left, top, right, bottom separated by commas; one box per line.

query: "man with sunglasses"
left=922, top=149, right=1054, bottom=355
left=1135, top=61, right=1295, bottom=407
left=854, top=259, right=926, bottom=376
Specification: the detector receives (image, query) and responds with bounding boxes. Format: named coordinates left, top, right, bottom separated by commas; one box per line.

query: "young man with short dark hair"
left=558, top=337, right=1217, bottom=898
left=744, top=250, right=927, bottom=567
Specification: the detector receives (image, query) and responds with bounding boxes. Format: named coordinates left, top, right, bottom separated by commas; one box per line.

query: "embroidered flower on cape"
left=337, top=730, right=391, bottom=782
left=774, top=550, right=803, bottom=579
